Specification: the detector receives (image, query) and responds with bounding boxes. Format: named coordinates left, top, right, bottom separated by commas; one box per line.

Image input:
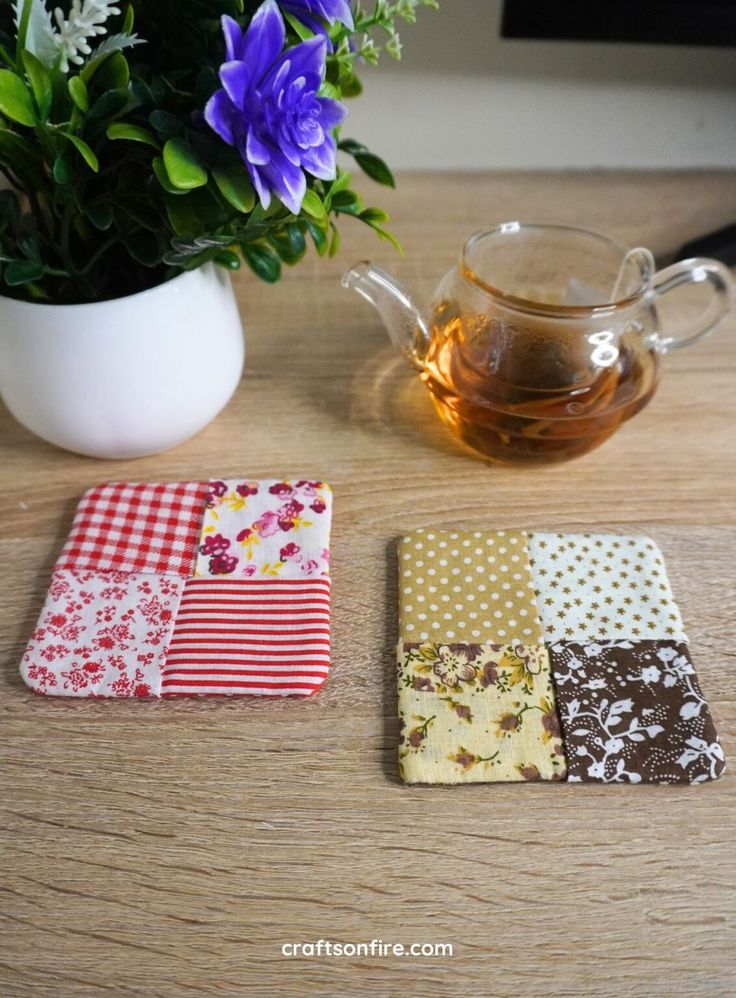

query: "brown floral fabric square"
left=548, top=640, right=725, bottom=784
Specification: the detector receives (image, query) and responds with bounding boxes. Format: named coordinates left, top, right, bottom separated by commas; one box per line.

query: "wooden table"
left=2, top=172, right=736, bottom=997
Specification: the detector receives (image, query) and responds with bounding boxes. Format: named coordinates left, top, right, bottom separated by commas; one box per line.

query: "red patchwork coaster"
left=161, top=578, right=331, bottom=697
left=21, top=478, right=333, bottom=699
left=56, top=482, right=208, bottom=576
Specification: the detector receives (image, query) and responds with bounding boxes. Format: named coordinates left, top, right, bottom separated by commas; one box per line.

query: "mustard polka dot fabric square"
left=398, top=529, right=543, bottom=644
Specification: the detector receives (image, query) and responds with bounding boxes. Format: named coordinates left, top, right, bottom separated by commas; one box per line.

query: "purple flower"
left=280, top=0, right=354, bottom=33
left=205, top=2, right=347, bottom=214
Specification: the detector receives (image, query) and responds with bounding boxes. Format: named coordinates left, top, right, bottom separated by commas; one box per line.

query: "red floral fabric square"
left=21, top=570, right=184, bottom=698
left=56, top=481, right=208, bottom=576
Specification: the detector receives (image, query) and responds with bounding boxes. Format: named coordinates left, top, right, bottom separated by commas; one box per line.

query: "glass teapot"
left=343, top=222, right=734, bottom=465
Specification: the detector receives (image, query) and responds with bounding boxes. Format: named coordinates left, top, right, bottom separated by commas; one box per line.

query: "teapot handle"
left=649, top=257, right=734, bottom=353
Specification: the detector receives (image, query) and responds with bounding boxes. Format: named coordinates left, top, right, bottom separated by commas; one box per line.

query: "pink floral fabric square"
left=195, top=479, right=332, bottom=579
left=21, top=570, right=184, bottom=698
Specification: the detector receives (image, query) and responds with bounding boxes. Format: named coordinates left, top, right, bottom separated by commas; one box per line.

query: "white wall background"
left=345, top=0, right=736, bottom=169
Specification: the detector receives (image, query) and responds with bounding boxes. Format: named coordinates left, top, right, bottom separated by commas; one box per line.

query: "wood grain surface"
left=2, top=171, right=736, bottom=998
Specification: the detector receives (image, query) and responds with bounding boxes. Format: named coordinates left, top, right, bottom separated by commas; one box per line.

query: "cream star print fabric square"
left=398, top=529, right=543, bottom=644
left=527, top=533, right=688, bottom=644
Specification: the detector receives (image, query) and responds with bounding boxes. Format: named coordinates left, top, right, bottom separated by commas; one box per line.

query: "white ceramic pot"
left=0, top=262, right=244, bottom=459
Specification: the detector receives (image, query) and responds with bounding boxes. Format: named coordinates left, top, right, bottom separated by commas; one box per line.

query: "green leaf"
left=4, top=259, right=45, bottom=285
left=53, top=152, right=72, bottom=184
left=213, top=167, right=255, bottom=213
left=84, top=202, right=114, bottom=230
left=0, top=189, right=21, bottom=228
left=360, top=207, right=390, bottom=225
left=131, top=78, right=154, bottom=106
left=149, top=109, right=184, bottom=138
left=164, top=193, right=200, bottom=236
left=338, top=140, right=395, bottom=188
left=63, top=133, right=99, bottom=172
left=0, top=126, right=42, bottom=182
left=87, top=87, right=130, bottom=122
left=21, top=52, right=51, bottom=120
left=338, top=139, right=365, bottom=155
left=283, top=11, right=315, bottom=41
left=68, top=76, right=89, bottom=112
left=112, top=198, right=161, bottom=232
left=318, top=81, right=340, bottom=100
left=306, top=219, right=328, bottom=257
left=122, top=4, right=135, bottom=33
left=125, top=230, right=161, bottom=267
left=106, top=121, right=159, bottom=148
left=152, top=156, right=186, bottom=195
left=249, top=197, right=286, bottom=223
left=162, top=137, right=207, bottom=190
left=328, top=169, right=352, bottom=198
left=341, top=73, right=363, bottom=98
left=242, top=242, right=281, bottom=283
left=360, top=209, right=403, bottom=254
left=268, top=223, right=306, bottom=265
left=331, top=189, right=363, bottom=215
left=194, top=65, right=218, bottom=106
left=0, top=69, right=35, bottom=126
left=96, top=52, right=130, bottom=90
left=215, top=249, right=241, bottom=270
left=354, top=152, right=395, bottom=188
left=301, top=189, right=327, bottom=223
left=328, top=223, right=341, bottom=258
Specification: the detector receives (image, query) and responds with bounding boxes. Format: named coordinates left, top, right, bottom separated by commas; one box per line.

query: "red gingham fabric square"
left=56, top=482, right=208, bottom=576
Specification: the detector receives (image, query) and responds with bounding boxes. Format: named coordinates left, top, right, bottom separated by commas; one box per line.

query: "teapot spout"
left=342, top=261, right=431, bottom=368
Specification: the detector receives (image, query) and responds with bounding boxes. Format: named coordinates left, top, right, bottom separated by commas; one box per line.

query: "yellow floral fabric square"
left=398, top=529, right=543, bottom=644
left=398, top=642, right=567, bottom=784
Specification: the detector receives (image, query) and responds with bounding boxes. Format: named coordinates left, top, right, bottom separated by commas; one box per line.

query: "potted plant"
left=0, top=0, right=437, bottom=458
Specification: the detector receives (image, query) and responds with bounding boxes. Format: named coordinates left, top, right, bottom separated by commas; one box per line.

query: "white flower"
left=604, top=737, right=624, bottom=754
left=587, top=761, right=606, bottom=779
left=657, top=645, right=678, bottom=664
left=640, top=665, right=661, bottom=684
left=53, top=0, right=120, bottom=71
left=15, top=0, right=139, bottom=72
left=586, top=677, right=607, bottom=690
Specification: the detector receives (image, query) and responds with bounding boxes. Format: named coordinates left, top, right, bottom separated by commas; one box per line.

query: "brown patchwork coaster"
left=396, top=530, right=724, bottom=786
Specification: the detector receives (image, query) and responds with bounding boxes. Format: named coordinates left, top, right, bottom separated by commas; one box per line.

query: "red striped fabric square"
left=161, top=577, right=331, bottom=697
left=57, top=482, right=209, bottom=576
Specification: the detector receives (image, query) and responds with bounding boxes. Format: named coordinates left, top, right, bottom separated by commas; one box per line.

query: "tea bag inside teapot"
left=563, top=278, right=605, bottom=306
left=564, top=248, right=641, bottom=306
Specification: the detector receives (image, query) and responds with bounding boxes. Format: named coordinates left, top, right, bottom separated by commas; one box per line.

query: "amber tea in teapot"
left=422, top=281, right=660, bottom=464
left=344, top=223, right=734, bottom=465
